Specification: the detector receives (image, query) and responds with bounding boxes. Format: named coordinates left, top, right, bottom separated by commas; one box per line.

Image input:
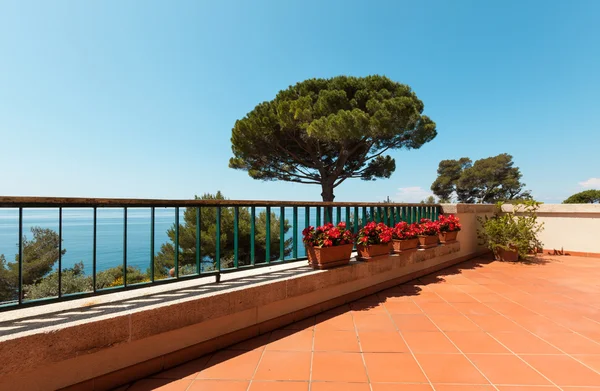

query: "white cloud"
left=579, top=178, right=600, bottom=188
left=393, top=186, right=435, bottom=203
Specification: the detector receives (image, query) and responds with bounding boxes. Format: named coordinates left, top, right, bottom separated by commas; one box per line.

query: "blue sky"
left=1, top=0, right=599, bottom=203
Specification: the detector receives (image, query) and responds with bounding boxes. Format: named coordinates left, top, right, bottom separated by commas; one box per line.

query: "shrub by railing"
left=0, top=197, right=440, bottom=311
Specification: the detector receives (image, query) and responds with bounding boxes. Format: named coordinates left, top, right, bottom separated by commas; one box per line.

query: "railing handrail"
left=0, top=196, right=439, bottom=208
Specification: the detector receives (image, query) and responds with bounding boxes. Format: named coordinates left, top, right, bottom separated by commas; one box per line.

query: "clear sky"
left=1, top=0, right=599, bottom=203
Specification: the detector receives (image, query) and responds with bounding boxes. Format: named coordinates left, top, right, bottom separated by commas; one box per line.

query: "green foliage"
left=431, top=154, right=531, bottom=203
left=153, top=192, right=292, bottom=279
left=420, top=196, right=436, bottom=204
left=230, top=75, right=437, bottom=201
left=0, top=227, right=65, bottom=302
left=563, top=190, right=600, bottom=204
left=477, top=200, right=544, bottom=260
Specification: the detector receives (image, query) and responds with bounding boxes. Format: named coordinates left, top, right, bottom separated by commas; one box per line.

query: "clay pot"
left=418, top=235, right=439, bottom=249
left=496, top=247, right=519, bottom=262
left=439, top=231, right=459, bottom=243
left=356, top=243, right=392, bottom=261
left=392, top=238, right=419, bottom=253
left=306, top=244, right=353, bottom=269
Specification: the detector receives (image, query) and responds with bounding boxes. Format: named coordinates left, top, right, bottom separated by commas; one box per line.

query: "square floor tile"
left=282, top=317, right=316, bottom=331
left=418, top=302, right=461, bottom=315
left=538, top=332, right=600, bottom=354
left=316, top=313, right=355, bottom=331
left=353, top=313, right=397, bottom=331
left=434, top=386, right=495, bottom=391
left=573, top=354, right=600, bottom=372
left=358, top=331, right=408, bottom=352
left=384, top=301, right=424, bottom=314
left=311, top=382, right=371, bottom=391
left=444, top=332, right=510, bottom=354
left=253, top=351, right=311, bottom=381
left=489, top=332, right=561, bottom=354
left=350, top=301, right=388, bottom=313
left=450, top=302, right=497, bottom=316
left=187, top=380, right=249, bottom=391
left=266, top=330, right=313, bottom=351
left=402, top=331, right=459, bottom=353
left=371, top=384, right=433, bottom=390
left=521, top=355, right=600, bottom=386
left=391, top=314, right=439, bottom=331
left=248, top=381, right=308, bottom=390
left=428, top=314, right=482, bottom=331
left=510, top=315, right=571, bottom=334
left=198, top=350, right=263, bottom=380
left=415, top=353, right=489, bottom=384
left=311, top=352, right=368, bottom=382
left=229, top=334, right=271, bottom=351
left=466, top=315, right=524, bottom=332
left=314, top=329, right=360, bottom=352
left=468, top=354, right=552, bottom=385
left=364, top=352, right=428, bottom=383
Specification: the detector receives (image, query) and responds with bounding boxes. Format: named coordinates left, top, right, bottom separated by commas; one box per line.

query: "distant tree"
left=153, top=192, right=292, bottom=278
left=563, top=190, right=600, bottom=204
left=0, top=227, right=65, bottom=302
left=431, top=154, right=531, bottom=204
left=420, top=196, right=436, bottom=204
left=229, top=75, right=437, bottom=201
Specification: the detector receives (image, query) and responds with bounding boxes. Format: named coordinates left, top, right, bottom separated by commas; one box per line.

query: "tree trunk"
left=320, top=181, right=335, bottom=202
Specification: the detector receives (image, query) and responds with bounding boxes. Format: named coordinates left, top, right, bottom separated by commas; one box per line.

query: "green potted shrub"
left=303, top=222, right=355, bottom=269
left=356, top=222, right=393, bottom=260
left=477, top=201, right=544, bottom=261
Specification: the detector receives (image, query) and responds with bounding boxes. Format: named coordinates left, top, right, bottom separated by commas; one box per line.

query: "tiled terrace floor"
left=120, top=255, right=600, bottom=390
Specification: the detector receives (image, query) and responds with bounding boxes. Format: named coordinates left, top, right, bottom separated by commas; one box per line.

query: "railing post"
left=150, top=207, right=155, bottom=282
left=196, top=207, right=201, bottom=274
left=250, top=206, right=256, bottom=266
left=265, top=206, right=271, bottom=263
left=93, top=207, right=97, bottom=291
left=123, top=207, right=127, bottom=286
left=58, top=207, right=63, bottom=297
left=174, top=207, right=179, bottom=278
left=215, top=206, right=221, bottom=281
left=279, top=206, right=285, bottom=261
left=292, top=207, right=298, bottom=259
left=234, top=207, right=239, bottom=268
left=18, top=208, right=23, bottom=304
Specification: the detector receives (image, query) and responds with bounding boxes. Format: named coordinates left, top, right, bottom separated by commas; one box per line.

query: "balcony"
left=0, top=199, right=599, bottom=391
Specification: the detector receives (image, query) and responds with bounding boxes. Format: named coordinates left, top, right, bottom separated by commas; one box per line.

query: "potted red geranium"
left=391, top=221, right=420, bottom=253
left=418, top=218, right=439, bottom=249
left=303, top=222, right=355, bottom=269
left=437, top=214, right=461, bottom=243
left=356, top=222, right=393, bottom=260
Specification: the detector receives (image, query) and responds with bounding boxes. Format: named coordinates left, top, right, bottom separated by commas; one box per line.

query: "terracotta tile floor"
left=121, top=255, right=600, bottom=390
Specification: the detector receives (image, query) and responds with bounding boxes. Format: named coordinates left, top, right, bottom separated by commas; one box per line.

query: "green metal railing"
left=0, top=197, right=440, bottom=311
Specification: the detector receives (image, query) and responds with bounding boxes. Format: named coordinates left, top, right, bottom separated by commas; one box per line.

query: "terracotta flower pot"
left=306, top=243, right=353, bottom=269
left=357, top=243, right=391, bottom=260
left=418, top=235, right=439, bottom=249
left=439, top=231, right=459, bottom=243
left=392, top=238, right=419, bottom=253
left=496, top=247, right=519, bottom=262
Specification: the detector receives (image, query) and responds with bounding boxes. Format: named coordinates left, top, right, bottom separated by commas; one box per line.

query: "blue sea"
left=0, top=207, right=343, bottom=274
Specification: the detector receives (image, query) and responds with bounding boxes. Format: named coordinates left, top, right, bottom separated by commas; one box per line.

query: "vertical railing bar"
left=279, top=206, right=285, bottom=261
left=354, top=206, right=359, bottom=233
left=304, top=206, right=310, bottom=230
left=18, top=208, right=23, bottom=304
left=93, top=207, right=97, bottom=292
left=196, top=207, right=201, bottom=274
left=58, top=207, right=63, bottom=297
left=316, top=206, right=321, bottom=226
left=123, top=207, right=127, bottom=286
left=292, top=207, right=298, bottom=259
left=369, top=206, right=374, bottom=223
left=233, top=207, right=239, bottom=268
left=345, top=206, right=350, bottom=226
left=250, top=206, right=255, bottom=266
left=324, top=206, right=330, bottom=224
left=150, top=207, right=155, bottom=282
left=265, top=206, right=271, bottom=263
left=336, top=206, right=341, bottom=225
left=216, top=206, right=221, bottom=272
left=174, top=207, right=179, bottom=278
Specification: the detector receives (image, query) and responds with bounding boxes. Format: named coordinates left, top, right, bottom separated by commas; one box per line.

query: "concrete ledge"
left=0, top=242, right=486, bottom=391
